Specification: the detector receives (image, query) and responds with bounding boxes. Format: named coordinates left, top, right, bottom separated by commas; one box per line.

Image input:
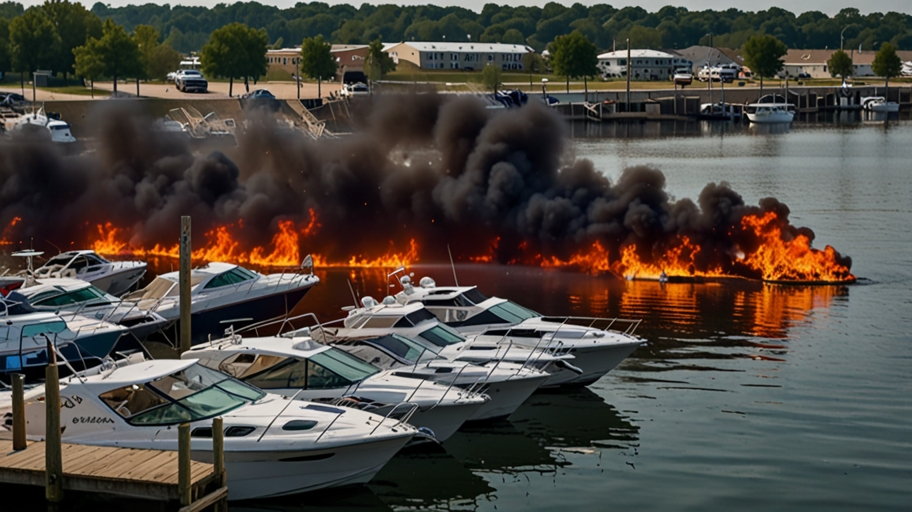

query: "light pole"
left=840, top=24, right=857, bottom=52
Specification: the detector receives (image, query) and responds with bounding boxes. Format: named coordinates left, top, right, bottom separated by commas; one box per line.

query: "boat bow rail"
left=538, top=316, right=643, bottom=337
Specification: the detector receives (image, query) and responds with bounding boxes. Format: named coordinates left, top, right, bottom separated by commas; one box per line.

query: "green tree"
left=42, top=0, right=102, bottom=84
left=0, top=18, right=10, bottom=75
left=9, top=8, right=60, bottom=90
left=97, top=18, right=139, bottom=95
left=742, top=34, right=787, bottom=95
left=299, top=34, right=337, bottom=81
left=132, top=24, right=158, bottom=80
left=73, top=36, right=103, bottom=96
left=871, top=42, right=902, bottom=95
left=501, top=28, right=525, bottom=44
left=480, top=62, right=502, bottom=93
left=365, top=37, right=395, bottom=82
left=200, top=22, right=267, bottom=97
left=522, top=51, right=545, bottom=89
left=550, top=30, right=598, bottom=96
left=148, top=43, right=181, bottom=82
left=826, top=49, right=853, bottom=80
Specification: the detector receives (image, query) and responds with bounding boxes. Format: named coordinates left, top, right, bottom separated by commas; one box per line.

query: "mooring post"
left=179, top=216, right=192, bottom=354
left=213, top=416, right=227, bottom=511
left=178, top=422, right=191, bottom=507
left=12, top=373, right=26, bottom=451
left=45, top=343, right=63, bottom=503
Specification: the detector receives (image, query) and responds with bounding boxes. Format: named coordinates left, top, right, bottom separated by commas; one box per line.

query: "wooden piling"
left=179, top=216, right=192, bottom=354
left=45, top=347, right=63, bottom=502
left=178, top=422, right=191, bottom=507
left=212, top=417, right=225, bottom=487
left=212, top=417, right=227, bottom=512
left=12, top=374, right=26, bottom=451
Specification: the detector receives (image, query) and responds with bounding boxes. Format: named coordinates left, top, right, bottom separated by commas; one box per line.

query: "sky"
left=14, top=0, right=912, bottom=16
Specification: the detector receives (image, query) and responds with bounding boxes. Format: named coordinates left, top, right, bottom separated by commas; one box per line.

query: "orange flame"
left=311, top=239, right=419, bottom=268
left=532, top=212, right=853, bottom=283
left=1, top=216, right=23, bottom=245
left=739, top=211, right=854, bottom=282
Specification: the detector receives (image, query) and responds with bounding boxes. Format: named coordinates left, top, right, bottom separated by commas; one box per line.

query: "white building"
left=385, top=41, right=534, bottom=70
left=597, top=49, right=693, bottom=81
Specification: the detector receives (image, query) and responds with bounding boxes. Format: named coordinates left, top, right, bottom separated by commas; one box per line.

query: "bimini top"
left=62, top=358, right=198, bottom=391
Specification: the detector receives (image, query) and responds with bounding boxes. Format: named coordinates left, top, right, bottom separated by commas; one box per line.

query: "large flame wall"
left=0, top=96, right=853, bottom=283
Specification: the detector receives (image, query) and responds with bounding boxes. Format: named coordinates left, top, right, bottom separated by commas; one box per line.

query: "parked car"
left=240, top=89, right=275, bottom=100
left=175, top=70, right=208, bottom=93
left=673, top=69, right=693, bottom=86
left=0, top=92, right=27, bottom=107
left=239, top=89, right=278, bottom=111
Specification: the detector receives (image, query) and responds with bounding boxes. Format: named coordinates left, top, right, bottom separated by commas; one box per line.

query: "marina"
left=0, top=100, right=909, bottom=511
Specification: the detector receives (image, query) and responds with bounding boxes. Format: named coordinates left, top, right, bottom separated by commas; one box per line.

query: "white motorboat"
left=861, top=96, right=899, bottom=113
left=123, top=262, right=319, bottom=345
left=0, top=358, right=419, bottom=500
left=309, top=298, right=584, bottom=388
left=0, top=292, right=126, bottom=377
left=745, top=103, right=794, bottom=123
left=320, top=332, right=549, bottom=421
left=15, top=278, right=170, bottom=341
left=184, top=334, right=488, bottom=442
left=33, top=250, right=146, bottom=296
left=394, top=276, right=645, bottom=386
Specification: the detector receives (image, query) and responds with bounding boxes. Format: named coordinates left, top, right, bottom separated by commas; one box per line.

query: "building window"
left=488, top=54, right=493, bottom=61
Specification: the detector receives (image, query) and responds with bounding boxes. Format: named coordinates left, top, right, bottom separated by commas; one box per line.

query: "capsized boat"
left=123, top=262, right=319, bottom=345
left=0, top=358, right=420, bottom=500
left=184, top=333, right=489, bottom=442
left=394, top=276, right=645, bottom=386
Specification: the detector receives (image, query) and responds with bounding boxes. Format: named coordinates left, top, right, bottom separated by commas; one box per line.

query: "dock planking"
left=0, top=440, right=217, bottom=501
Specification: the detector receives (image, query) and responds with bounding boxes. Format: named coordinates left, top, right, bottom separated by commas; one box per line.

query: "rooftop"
left=598, top=49, right=685, bottom=60
left=399, top=41, right=533, bottom=53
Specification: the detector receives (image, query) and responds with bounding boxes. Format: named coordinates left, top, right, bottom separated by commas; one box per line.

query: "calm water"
left=254, top=120, right=910, bottom=511
left=12, top=119, right=912, bottom=511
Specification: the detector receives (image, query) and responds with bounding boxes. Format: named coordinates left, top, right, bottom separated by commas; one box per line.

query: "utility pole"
left=626, top=38, right=631, bottom=113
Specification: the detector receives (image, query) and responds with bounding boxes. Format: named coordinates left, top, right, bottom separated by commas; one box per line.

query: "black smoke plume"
left=0, top=95, right=851, bottom=278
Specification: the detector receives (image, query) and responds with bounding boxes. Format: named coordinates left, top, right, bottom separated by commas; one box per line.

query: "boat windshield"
left=218, top=348, right=379, bottom=390
left=41, top=254, right=74, bottom=268
left=418, top=324, right=466, bottom=347
left=366, top=334, right=440, bottom=361
left=30, top=286, right=110, bottom=307
left=489, top=301, right=539, bottom=322
left=99, top=364, right=265, bottom=426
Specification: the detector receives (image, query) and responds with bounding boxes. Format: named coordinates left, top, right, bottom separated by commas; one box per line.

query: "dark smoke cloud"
left=0, top=94, right=851, bottom=278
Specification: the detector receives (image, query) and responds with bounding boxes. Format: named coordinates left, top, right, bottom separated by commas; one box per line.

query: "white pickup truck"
left=173, top=70, right=208, bottom=93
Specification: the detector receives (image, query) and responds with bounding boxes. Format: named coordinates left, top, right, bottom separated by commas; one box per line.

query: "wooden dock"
left=0, top=440, right=221, bottom=503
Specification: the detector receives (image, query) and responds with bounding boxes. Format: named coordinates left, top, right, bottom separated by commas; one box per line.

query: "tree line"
left=72, top=3, right=912, bottom=55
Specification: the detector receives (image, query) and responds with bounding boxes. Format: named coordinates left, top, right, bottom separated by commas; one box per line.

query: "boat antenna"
left=346, top=278, right=359, bottom=308
left=447, top=244, right=459, bottom=286
left=45, top=239, right=62, bottom=255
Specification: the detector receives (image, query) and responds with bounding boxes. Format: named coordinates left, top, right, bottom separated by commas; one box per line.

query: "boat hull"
left=90, top=265, right=147, bottom=296
left=540, top=341, right=643, bottom=388
left=467, top=373, right=548, bottom=421
left=407, top=400, right=485, bottom=441
left=164, top=286, right=313, bottom=345
left=746, top=112, right=794, bottom=123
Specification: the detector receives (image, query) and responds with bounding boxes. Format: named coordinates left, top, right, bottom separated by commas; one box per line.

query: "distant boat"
left=861, top=96, right=899, bottom=113
left=746, top=95, right=794, bottom=124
